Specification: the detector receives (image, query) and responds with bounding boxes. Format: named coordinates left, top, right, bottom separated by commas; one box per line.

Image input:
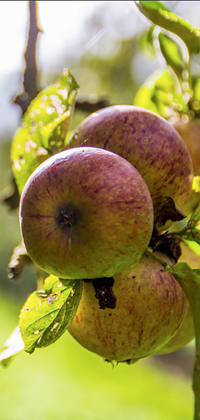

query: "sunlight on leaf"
left=11, top=69, right=79, bottom=195
left=178, top=203, right=200, bottom=245
left=19, top=275, right=82, bottom=353
left=138, top=25, right=156, bottom=57
left=158, top=32, right=186, bottom=78
left=136, top=1, right=200, bottom=54
left=133, top=68, right=188, bottom=121
left=193, top=177, right=200, bottom=193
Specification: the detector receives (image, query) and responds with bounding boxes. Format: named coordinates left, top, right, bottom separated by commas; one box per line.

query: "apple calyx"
left=56, top=205, right=79, bottom=230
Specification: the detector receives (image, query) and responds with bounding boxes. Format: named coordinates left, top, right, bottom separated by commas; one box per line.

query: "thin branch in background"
left=13, top=1, right=42, bottom=114
left=3, top=1, right=42, bottom=210
left=75, top=96, right=111, bottom=114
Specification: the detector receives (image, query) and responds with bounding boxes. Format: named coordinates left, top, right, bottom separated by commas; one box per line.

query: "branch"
left=13, top=1, right=42, bottom=114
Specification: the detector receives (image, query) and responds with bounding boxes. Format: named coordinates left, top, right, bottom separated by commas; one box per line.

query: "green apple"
left=67, top=105, right=194, bottom=213
left=68, top=253, right=188, bottom=362
left=19, top=147, right=154, bottom=279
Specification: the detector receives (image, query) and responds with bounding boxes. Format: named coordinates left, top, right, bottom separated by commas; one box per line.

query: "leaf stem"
left=146, top=247, right=171, bottom=269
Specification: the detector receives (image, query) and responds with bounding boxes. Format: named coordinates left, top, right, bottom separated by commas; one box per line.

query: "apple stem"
left=36, top=267, right=45, bottom=291
left=146, top=248, right=171, bottom=269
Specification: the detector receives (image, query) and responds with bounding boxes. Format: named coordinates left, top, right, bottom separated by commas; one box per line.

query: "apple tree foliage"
left=2, top=2, right=200, bottom=418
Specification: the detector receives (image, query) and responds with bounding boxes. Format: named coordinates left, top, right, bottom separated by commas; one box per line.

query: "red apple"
left=68, top=253, right=187, bottom=362
left=68, top=105, right=193, bottom=213
left=19, top=147, right=154, bottom=279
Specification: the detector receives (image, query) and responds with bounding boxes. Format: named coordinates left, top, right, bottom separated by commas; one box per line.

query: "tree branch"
left=13, top=1, right=42, bottom=114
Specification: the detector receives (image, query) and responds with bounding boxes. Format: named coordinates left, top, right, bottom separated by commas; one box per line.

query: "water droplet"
left=34, top=330, right=39, bottom=335
left=50, top=322, right=59, bottom=332
left=46, top=296, right=54, bottom=304
left=25, top=307, right=30, bottom=312
left=57, top=282, right=62, bottom=288
left=50, top=313, right=54, bottom=317
left=35, top=307, right=39, bottom=311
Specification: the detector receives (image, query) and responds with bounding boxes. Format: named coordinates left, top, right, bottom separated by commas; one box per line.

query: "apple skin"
left=156, top=304, right=194, bottom=354
left=67, top=253, right=188, bottom=362
left=156, top=242, right=199, bottom=354
left=67, top=105, right=193, bottom=212
left=19, top=147, right=154, bottom=279
left=173, top=120, right=200, bottom=176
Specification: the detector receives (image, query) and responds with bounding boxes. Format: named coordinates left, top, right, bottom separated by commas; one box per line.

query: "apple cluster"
left=19, top=105, right=195, bottom=363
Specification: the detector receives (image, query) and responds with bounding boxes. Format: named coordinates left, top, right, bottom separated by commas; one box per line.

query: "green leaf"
left=19, top=275, right=82, bottom=353
left=136, top=1, right=200, bottom=54
left=11, top=69, right=79, bottom=195
left=168, top=262, right=200, bottom=307
left=0, top=326, right=24, bottom=368
left=193, top=78, right=200, bottom=103
left=138, top=25, right=156, bottom=56
left=133, top=68, right=189, bottom=119
left=193, top=176, right=200, bottom=193
left=158, top=32, right=186, bottom=78
left=178, top=202, right=200, bottom=245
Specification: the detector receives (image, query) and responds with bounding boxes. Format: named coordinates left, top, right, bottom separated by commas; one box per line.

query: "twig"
left=75, top=97, right=111, bottom=113
left=13, top=1, right=42, bottom=114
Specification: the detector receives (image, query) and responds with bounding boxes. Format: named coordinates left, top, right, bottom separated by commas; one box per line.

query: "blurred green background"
left=0, top=1, right=198, bottom=419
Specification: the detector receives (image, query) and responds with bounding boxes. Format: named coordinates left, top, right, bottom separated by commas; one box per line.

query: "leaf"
left=158, top=32, right=186, bottom=78
left=153, top=196, right=186, bottom=228
left=19, top=275, right=82, bottom=353
left=138, top=25, right=156, bottom=56
left=193, top=176, right=200, bottom=193
left=0, top=326, right=24, bottom=368
left=136, top=1, right=200, bottom=54
left=133, top=68, right=188, bottom=119
left=178, top=202, right=200, bottom=245
left=168, top=262, right=200, bottom=310
left=193, top=78, right=200, bottom=103
left=11, top=69, right=79, bottom=195
left=7, top=242, right=32, bottom=280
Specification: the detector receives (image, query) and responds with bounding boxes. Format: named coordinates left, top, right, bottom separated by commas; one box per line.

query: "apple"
left=156, top=242, right=199, bottom=354
left=67, top=105, right=194, bottom=213
left=19, top=147, right=154, bottom=279
left=156, top=304, right=194, bottom=354
left=173, top=120, right=200, bottom=176
left=67, top=253, right=188, bottom=362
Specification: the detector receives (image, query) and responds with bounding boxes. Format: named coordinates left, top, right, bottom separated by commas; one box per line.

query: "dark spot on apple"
left=92, top=277, right=116, bottom=310
left=132, top=275, right=136, bottom=279
left=56, top=205, right=79, bottom=229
